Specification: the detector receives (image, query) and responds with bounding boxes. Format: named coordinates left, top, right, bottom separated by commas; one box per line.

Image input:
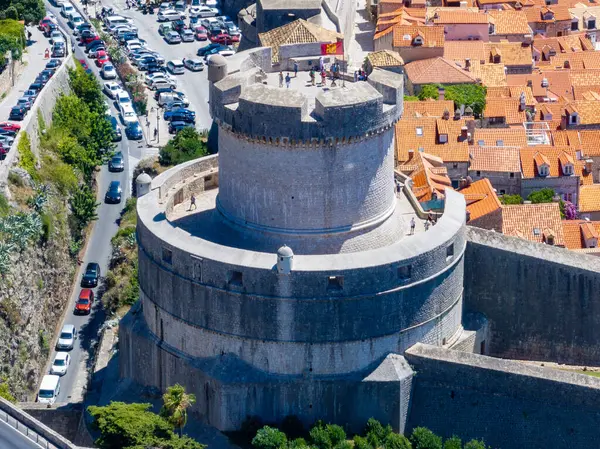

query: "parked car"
left=169, top=120, right=194, bottom=134
left=39, top=16, right=55, bottom=31
left=164, top=108, right=196, bottom=122
left=172, top=19, right=187, bottom=32
left=74, top=288, right=94, bottom=315
left=210, top=33, right=238, bottom=45
left=68, top=14, right=85, bottom=29
left=109, top=117, right=122, bottom=142
left=174, top=0, right=186, bottom=11
left=194, top=26, right=208, bottom=40
left=167, top=59, right=185, bottom=74
left=164, top=99, right=188, bottom=111
left=56, top=324, right=77, bottom=350
left=145, top=71, right=174, bottom=84
left=165, top=31, right=182, bottom=44
left=82, top=34, right=100, bottom=45
left=0, top=135, right=15, bottom=147
left=125, top=121, right=143, bottom=140
left=101, top=63, right=117, bottom=79
left=89, top=46, right=107, bottom=58
left=120, top=103, right=138, bottom=124
left=85, top=39, right=105, bottom=53
left=16, top=97, right=32, bottom=111
left=158, top=23, right=173, bottom=35
left=41, top=68, right=55, bottom=79
left=29, top=81, right=43, bottom=93
left=74, top=22, right=92, bottom=36
left=105, top=180, right=122, bottom=204
left=108, top=151, right=125, bottom=171
left=183, top=57, right=204, bottom=71
left=190, top=5, right=218, bottom=17
left=0, top=122, right=21, bottom=135
left=46, top=58, right=62, bottom=69
left=197, top=42, right=225, bottom=56
left=181, top=28, right=195, bottom=42
left=60, top=2, right=74, bottom=17
left=81, top=262, right=101, bottom=288
left=9, top=106, right=26, bottom=121
left=50, top=352, right=71, bottom=376
left=96, top=52, right=110, bottom=67
left=103, top=82, right=122, bottom=98
left=79, top=29, right=95, bottom=42
left=50, top=30, right=64, bottom=44
left=23, top=89, right=38, bottom=104
left=37, top=375, right=60, bottom=404
left=158, top=9, right=184, bottom=21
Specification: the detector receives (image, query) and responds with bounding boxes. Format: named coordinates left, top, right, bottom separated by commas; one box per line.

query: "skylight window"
left=533, top=228, right=541, bottom=236
left=416, top=127, right=423, bottom=136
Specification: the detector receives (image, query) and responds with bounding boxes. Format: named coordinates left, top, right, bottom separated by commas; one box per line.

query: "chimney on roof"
left=585, top=159, right=593, bottom=173
left=542, top=77, right=549, bottom=88
left=519, top=91, right=526, bottom=111
left=454, top=108, right=462, bottom=120
left=465, top=58, right=471, bottom=71
left=439, top=87, right=445, bottom=101
left=408, top=149, right=414, bottom=159
left=527, top=79, right=532, bottom=87
left=460, top=126, right=469, bottom=141
left=576, top=149, right=582, bottom=160
left=443, top=109, right=450, bottom=120
left=459, top=178, right=469, bottom=189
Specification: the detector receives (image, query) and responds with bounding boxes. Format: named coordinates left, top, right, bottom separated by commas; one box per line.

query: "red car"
left=39, top=17, right=54, bottom=31
left=96, top=52, right=110, bottom=67
left=210, top=33, right=234, bottom=45
left=0, top=122, right=21, bottom=133
left=74, top=289, right=94, bottom=315
left=194, top=26, right=208, bottom=40
left=81, top=34, right=99, bottom=44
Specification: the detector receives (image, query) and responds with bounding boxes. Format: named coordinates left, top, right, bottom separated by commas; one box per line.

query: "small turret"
left=136, top=173, right=152, bottom=198
left=207, top=54, right=228, bottom=83
left=276, top=245, right=294, bottom=274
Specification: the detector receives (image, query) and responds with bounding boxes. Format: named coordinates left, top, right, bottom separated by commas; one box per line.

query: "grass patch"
left=0, top=192, right=9, bottom=217
left=571, top=370, right=600, bottom=378
left=17, top=131, right=39, bottom=181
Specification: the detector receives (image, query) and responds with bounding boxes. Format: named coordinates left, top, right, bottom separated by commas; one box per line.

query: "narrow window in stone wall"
left=162, top=247, right=173, bottom=265
left=446, top=244, right=454, bottom=261
left=398, top=265, right=412, bottom=281
left=191, top=255, right=203, bottom=282
left=229, top=270, right=243, bottom=286
left=327, top=275, right=344, bottom=290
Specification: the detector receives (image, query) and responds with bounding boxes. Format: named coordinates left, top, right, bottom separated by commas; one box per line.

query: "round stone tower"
left=121, top=47, right=467, bottom=434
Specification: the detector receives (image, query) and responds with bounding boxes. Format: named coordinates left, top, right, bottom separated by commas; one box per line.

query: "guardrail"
left=0, top=400, right=60, bottom=449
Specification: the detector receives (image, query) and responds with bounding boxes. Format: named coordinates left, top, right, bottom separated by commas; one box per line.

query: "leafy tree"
left=39, top=156, right=78, bottom=195
left=159, top=127, right=208, bottom=166
left=160, top=383, right=196, bottom=437
left=410, top=428, right=442, bottom=449
left=443, top=436, right=462, bottom=449
left=418, top=85, right=439, bottom=101
left=88, top=402, right=174, bottom=449
left=364, top=418, right=392, bottom=448
left=252, top=426, right=288, bottom=449
left=310, top=423, right=332, bottom=449
left=0, top=380, right=15, bottom=403
left=463, top=440, right=486, bottom=449
left=17, top=131, right=39, bottom=181
left=334, top=441, right=352, bottom=449
left=500, top=194, right=523, bottom=205
left=445, top=84, right=487, bottom=116
left=325, top=424, right=346, bottom=446
left=69, top=186, right=98, bottom=231
left=69, top=64, right=106, bottom=114
left=384, top=433, right=412, bottom=449
left=0, top=20, right=25, bottom=58
left=9, top=0, right=45, bottom=24
left=4, top=5, right=17, bottom=19
left=289, top=438, right=309, bottom=449
left=527, top=188, right=555, bottom=204
left=353, top=435, right=371, bottom=449
left=404, top=95, right=419, bottom=101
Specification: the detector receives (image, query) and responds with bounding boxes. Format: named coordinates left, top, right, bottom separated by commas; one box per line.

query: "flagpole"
left=342, top=40, right=345, bottom=87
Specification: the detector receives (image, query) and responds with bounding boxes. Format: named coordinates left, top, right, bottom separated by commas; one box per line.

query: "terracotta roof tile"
left=404, top=57, right=477, bottom=85
left=470, top=60, right=507, bottom=87
left=403, top=100, right=455, bottom=117
left=562, top=220, right=600, bottom=249
left=525, top=5, right=572, bottom=23
left=579, top=130, right=600, bottom=156
left=366, top=50, right=404, bottom=67
left=579, top=184, right=600, bottom=212
left=395, top=117, right=470, bottom=163
left=501, top=203, right=565, bottom=245
left=570, top=70, right=600, bottom=87
left=425, top=6, right=480, bottom=20
left=443, top=41, right=487, bottom=63
left=520, top=146, right=589, bottom=180
left=488, top=10, right=531, bottom=35
left=259, top=19, right=342, bottom=63
left=460, top=178, right=502, bottom=221
left=432, top=10, right=489, bottom=24
left=485, top=42, right=533, bottom=67
left=392, top=24, right=445, bottom=47
left=549, top=52, right=600, bottom=70
left=400, top=150, right=453, bottom=202
left=470, top=146, right=522, bottom=172
left=483, top=98, right=528, bottom=124
left=473, top=128, right=528, bottom=147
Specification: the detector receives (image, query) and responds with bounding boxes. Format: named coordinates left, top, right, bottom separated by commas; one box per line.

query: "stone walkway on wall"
left=347, top=0, right=374, bottom=71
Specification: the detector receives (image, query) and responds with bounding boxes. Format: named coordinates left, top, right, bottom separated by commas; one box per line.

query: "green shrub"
left=384, top=433, right=412, bottom=449
left=7, top=171, right=23, bottom=187
left=325, top=424, right=346, bottom=446
left=404, top=95, right=419, bottom=101
left=159, top=127, right=208, bottom=166
left=410, top=428, right=442, bottom=449
left=463, top=440, right=486, bottom=449
left=0, top=193, right=9, bottom=217
left=333, top=441, right=352, bottom=449
left=289, top=438, right=309, bottom=449
left=40, top=157, right=78, bottom=195
left=4, top=6, right=18, bottom=20
left=445, top=84, right=486, bottom=116
left=0, top=380, right=15, bottom=403
left=365, top=418, right=392, bottom=448
left=354, top=435, right=372, bottom=449
left=38, top=329, right=49, bottom=355
left=0, top=299, right=21, bottom=329
left=252, top=426, right=288, bottom=449
left=0, top=20, right=25, bottom=59
left=40, top=212, right=53, bottom=242
left=310, top=423, right=332, bottom=449
left=499, top=194, right=522, bottom=205
left=443, top=436, right=462, bottom=449
left=17, top=131, right=38, bottom=181
left=527, top=188, right=555, bottom=204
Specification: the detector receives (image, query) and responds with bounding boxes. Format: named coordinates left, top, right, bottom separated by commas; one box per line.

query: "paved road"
left=106, top=0, right=214, bottom=130
left=0, top=419, right=42, bottom=449
left=41, top=0, right=141, bottom=404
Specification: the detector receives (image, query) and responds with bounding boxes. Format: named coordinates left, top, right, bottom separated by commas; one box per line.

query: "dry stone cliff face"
left=0, top=195, right=75, bottom=400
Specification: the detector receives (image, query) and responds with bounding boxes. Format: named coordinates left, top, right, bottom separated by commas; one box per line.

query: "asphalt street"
left=0, top=419, right=42, bottom=449
left=41, top=0, right=140, bottom=404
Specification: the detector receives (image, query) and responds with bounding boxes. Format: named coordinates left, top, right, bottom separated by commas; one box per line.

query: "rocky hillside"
left=0, top=168, right=75, bottom=400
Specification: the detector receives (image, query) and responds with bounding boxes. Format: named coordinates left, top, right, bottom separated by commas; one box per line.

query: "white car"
left=56, top=324, right=76, bottom=350
left=103, top=81, right=122, bottom=98
left=181, top=29, right=195, bottom=42
left=167, top=59, right=185, bottom=74
left=190, top=6, right=218, bottom=17
left=120, top=103, right=138, bottom=124
left=116, top=90, right=132, bottom=107
left=50, top=30, right=64, bottom=44
left=102, top=63, right=117, bottom=79
left=158, top=9, right=184, bottom=21
left=145, top=72, right=175, bottom=84
left=50, top=352, right=71, bottom=376
left=207, top=48, right=235, bottom=59
left=147, top=75, right=177, bottom=89
left=183, top=57, right=204, bottom=71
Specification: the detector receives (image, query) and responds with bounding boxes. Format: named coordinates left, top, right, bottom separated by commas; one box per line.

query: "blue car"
left=164, top=108, right=195, bottom=121
left=125, top=121, right=143, bottom=140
